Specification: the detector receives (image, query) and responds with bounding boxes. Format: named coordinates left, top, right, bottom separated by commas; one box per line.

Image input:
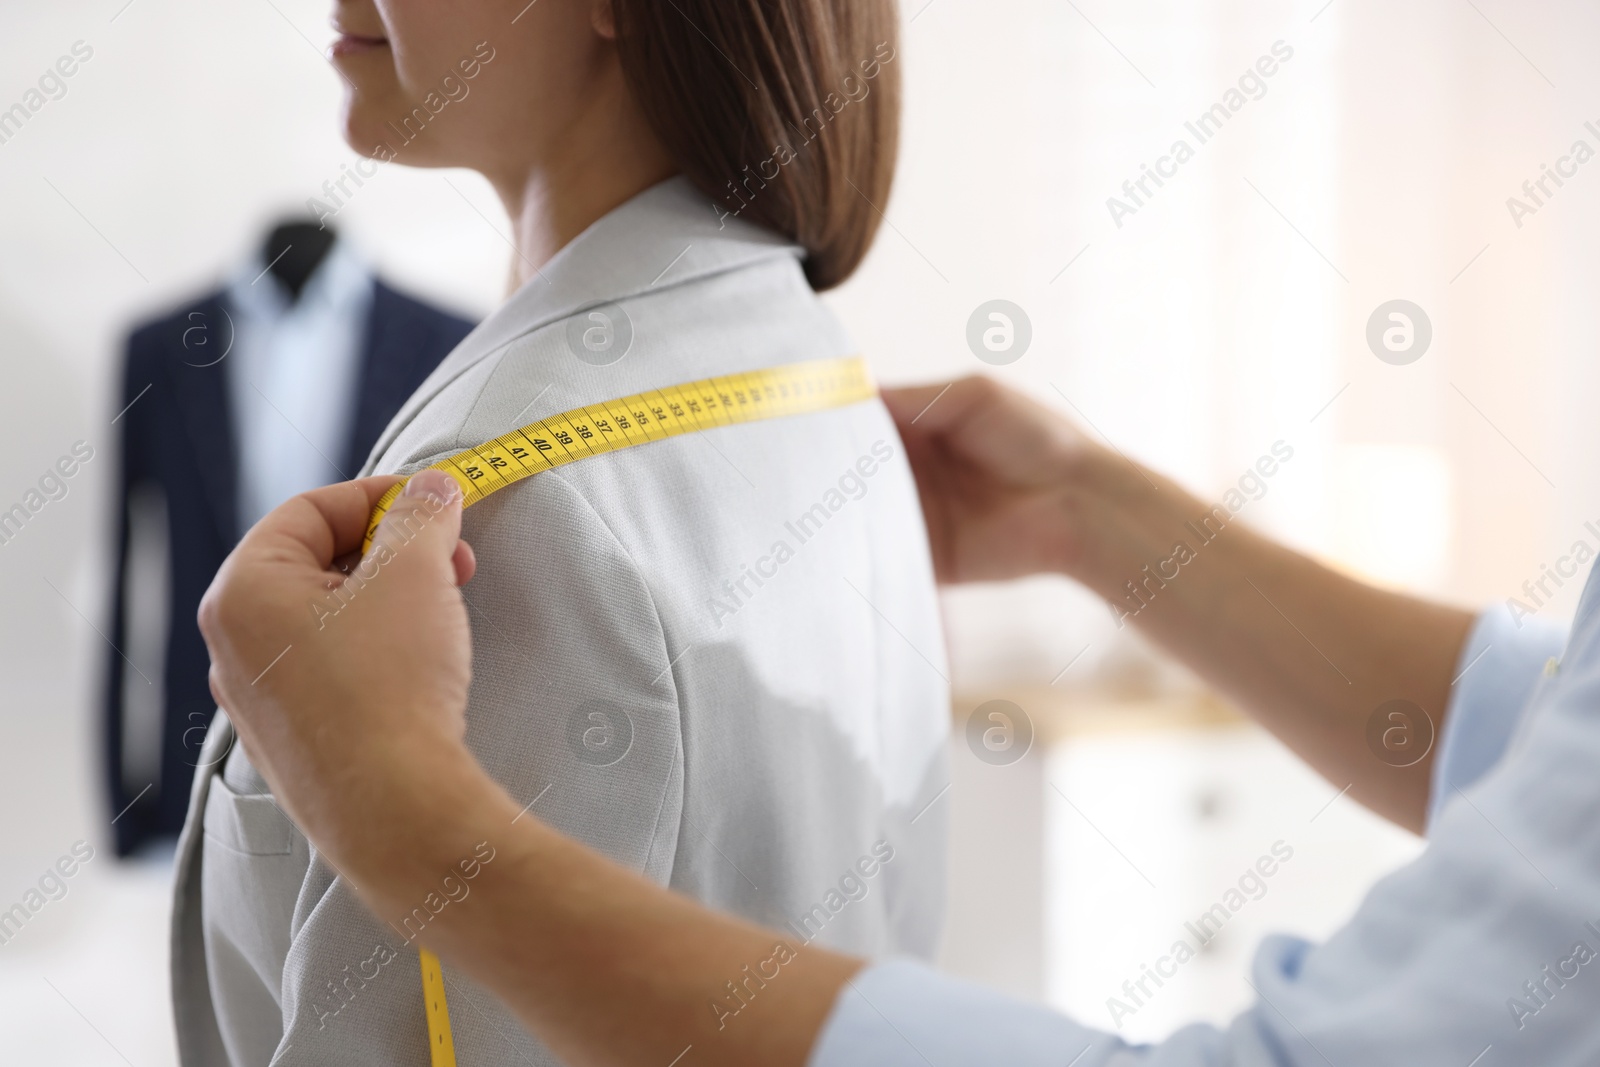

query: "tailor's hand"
left=883, top=376, right=1107, bottom=584
left=198, top=470, right=478, bottom=861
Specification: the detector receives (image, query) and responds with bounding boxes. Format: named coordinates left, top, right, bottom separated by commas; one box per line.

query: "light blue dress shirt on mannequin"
left=225, top=239, right=374, bottom=532
left=810, top=585, right=1600, bottom=1066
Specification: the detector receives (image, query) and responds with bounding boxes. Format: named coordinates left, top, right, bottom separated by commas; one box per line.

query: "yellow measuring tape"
left=357, top=356, right=876, bottom=1066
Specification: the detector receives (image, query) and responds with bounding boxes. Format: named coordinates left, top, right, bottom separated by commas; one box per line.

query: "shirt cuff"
left=1426, top=605, right=1566, bottom=829
left=806, top=961, right=1113, bottom=1067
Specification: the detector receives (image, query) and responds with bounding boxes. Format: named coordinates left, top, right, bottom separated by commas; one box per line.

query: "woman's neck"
left=489, top=91, right=678, bottom=295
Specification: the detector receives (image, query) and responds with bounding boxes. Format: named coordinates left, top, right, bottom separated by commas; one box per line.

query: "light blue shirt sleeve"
left=810, top=600, right=1600, bottom=1067
left=1426, top=607, right=1567, bottom=827
left=807, top=961, right=1237, bottom=1066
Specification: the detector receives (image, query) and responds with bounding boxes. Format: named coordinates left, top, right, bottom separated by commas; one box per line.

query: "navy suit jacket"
left=105, top=280, right=473, bottom=856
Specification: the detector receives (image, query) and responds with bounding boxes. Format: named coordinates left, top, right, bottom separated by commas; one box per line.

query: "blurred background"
left=3, top=0, right=1596, bottom=1058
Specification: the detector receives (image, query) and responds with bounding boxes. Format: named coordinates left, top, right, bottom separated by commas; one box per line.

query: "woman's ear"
left=591, top=0, right=618, bottom=40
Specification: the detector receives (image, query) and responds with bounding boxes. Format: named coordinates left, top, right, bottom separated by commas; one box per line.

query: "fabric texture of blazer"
left=171, top=178, right=951, bottom=1066
left=106, top=277, right=473, bottom=856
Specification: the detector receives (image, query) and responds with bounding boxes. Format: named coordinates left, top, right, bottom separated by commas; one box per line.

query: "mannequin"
left=105, top=224, right=475, bottom=856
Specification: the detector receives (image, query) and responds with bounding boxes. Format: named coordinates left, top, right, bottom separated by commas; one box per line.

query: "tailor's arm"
left=198, top=471, right=859, bottom=1067
left=883, top=377, right=1475, bottom=834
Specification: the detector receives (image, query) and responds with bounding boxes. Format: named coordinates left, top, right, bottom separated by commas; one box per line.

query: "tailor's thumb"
left=365, top=468, right=466, bottom=578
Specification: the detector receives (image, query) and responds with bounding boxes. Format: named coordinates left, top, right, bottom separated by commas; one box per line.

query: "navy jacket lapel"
left=345, top=282, right=434, bottom=475
left=167, top=293, right=238, bottom=546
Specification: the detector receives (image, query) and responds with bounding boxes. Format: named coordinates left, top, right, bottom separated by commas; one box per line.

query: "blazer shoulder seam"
left=542, top=470, right=686, bottom=880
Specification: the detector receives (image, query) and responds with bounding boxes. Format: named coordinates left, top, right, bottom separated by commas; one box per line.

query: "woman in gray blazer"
left=173, top=2, right=947, bottom=1064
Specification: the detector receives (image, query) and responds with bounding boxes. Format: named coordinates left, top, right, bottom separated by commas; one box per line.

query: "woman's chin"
left=339, top=110, right=373, bottom=156
left=340, top=101, right=458, bottom=169
left=332, top=59, right=403, bottom=141
left=339, top=95, right=399, bottom=156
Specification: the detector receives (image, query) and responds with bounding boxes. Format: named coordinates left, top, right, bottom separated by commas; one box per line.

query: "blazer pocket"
left=202, top=776, right=295, bottom=857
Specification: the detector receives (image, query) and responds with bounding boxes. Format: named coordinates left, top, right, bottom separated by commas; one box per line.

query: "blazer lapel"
left=361, top=176, right=800, bottom=468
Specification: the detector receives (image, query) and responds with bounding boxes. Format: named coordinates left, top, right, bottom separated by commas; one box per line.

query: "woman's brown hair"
left=613, top=0, right=900, bottom=291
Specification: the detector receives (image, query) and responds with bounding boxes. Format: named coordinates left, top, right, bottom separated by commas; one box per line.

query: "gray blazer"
left=171, top=178, right=950, bottom=1065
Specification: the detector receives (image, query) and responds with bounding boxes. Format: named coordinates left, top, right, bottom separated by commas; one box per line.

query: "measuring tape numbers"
left=362, top=356, right=875, bottom=553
